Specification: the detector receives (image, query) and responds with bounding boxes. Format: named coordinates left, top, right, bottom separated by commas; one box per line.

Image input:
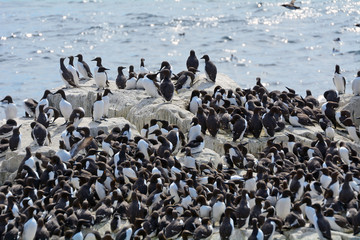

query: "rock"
left=281, top=226, right=357, bottom=240
left=177, top=147, right=223, bottom=168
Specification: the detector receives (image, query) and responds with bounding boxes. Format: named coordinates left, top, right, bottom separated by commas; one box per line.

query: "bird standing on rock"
left=333, top=65, right=346, bottom=94
left=102, top=89, right=113, bottom=118
left=69, top=107, right=85, bottom=128
left=35, top=89, right=52, bottom=120
left=159, top=61, right=172, bottom=80
left=116, top=66, right=127, bottom=89
left=59, top=57, right=76, bottom=88
left=206, top=108, right=220, bottom=137
left=201, top=54, right=217, bottom=82
left=92, top=57, right=109, bottom=87
left=92, top=93, right=104, bottom=123
left=23, top=98, right=38, bottom=118
left=54, top=89, right=73, bottom=125
left=9, top=124, right=21, bottom=151
left=75, top=54, right=93, bottom=79
left=159, top=69, right=174, bottom=102
left=67, top=56, right=80, bottom=87
left=352, top=71, right=360, bottom=96
left=95, top=66, right=110, bottom=90
left=139, top=57, right=150, bottom=74
left=312, top=203, right=332, bottom=240
left=143, top=73, right=161, bottom=98
left=31, top=121, right=51, bottom=146
left=174, top=68, right=198, bottom=91
left=1, top=95, right=17, bottom=120
left=186, top=50, right=199, bottom=71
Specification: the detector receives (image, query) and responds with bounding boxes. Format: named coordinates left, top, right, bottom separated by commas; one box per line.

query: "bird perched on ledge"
left=201, top=54, right=217, bottom=82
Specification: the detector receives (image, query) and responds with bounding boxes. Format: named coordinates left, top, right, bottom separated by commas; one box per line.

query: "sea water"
left=0, top=0, right=360, bottom=119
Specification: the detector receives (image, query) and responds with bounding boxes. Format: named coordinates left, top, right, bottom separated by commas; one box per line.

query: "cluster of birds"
left=0, top=49, right=214, bottom=155
left=2, top=89, right=360, bottom=240
left=59, top=50, right=217, bottom=104
left=1, top=45, right=360, bottom=240
left=187, top=65, right=360, bottom=146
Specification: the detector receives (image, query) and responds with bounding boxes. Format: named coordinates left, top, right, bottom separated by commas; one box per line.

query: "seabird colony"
left=1, top=50, right=360, bottom=239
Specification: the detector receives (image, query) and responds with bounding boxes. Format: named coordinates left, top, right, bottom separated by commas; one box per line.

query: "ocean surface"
left=1, top=0, right=360, bottom=119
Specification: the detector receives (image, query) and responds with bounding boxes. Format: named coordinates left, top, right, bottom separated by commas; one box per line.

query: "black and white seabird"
left=69, top=107, right=85, bottom=128
left=92, top=93, right=104, bottom=123
left=186, top=50, right=199, bottom=71
left=116, top=66, right=127, bottom=89
left=103, top=89, right=113, bottom=118
left=44, top=106, right=60, bottom=124
left=56, top=140, right=71, bottom=162
left=352, top=71, right=360, bottom=96
left=343, top=118, right=360, bottom=143
left=281, top=0, right=300, bottom=10
left=36, top=104, right=50, bottom=128
left=212, top=195, right=226, bottom=227
left=324, top=89, right=340, bottom=103
left=322, top=101, right=338, bottom=128
left=275, top=189, right=291, bottom=220
left=67, top=56, right=80, bottom=86
left=189, top=90, right=202, bottom=115
left=22, top=206, right=38, bottom=240
left=231, top=114, right=247, bottom=142
left=182, top=135, right=204, bottom=154
left=206, top=108, right=220, bottom=137
left=23, top=98, right=38, bottom=118
left=139, top=58, right=150, bottom=75
left=289, top=109, right=314, bottom=127
left=312, top=203, right=332, bottom=240
left=159, top=61, right=172, bottom=80
left=1, top=95, right=17, bottom=120
left=262, top=106, right=278, bottom=137
left=59, top=57, right=76, bottom=88
left=143, top=73, right=161, bottom=98
left=95, top=66, right=110, bottom=90
left=188, top=117, right=201, bottom=142
left=75, top=54, right=93, bottom=79
left=92, top=57, right=109, bottom=87
left=126, top=71, right=137, bottom=90
left=192, top=217, right=212, bottom=240
left=324, top=208, right=351, bottom=232
left=35, top=89, right=52, bottom=120
left=175, top=68, right=198, bottom=91
left=159, top=69, right=174, bottom=102
left=333, top=64, right=346, bottom=94
left=54, top=89, right=73, bottom=124
left=9, top=124, right=21, bottom=151
left=201, top=54, right=217, bottom=82
left=219, top=207, right=235, bottom=240
left=31, top=121, right=51, bottom=146
left=0, top=119, right=17, bottom=138
left=248, top=218, right=264, bottom=240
